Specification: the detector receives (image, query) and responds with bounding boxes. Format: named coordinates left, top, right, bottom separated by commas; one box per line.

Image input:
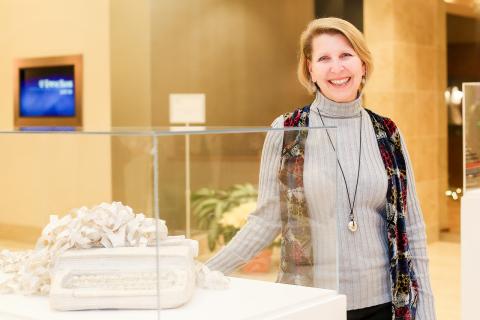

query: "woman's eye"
left=341, top=53, right=352, bottom=58
left=318, top=56, right=329, bottom=62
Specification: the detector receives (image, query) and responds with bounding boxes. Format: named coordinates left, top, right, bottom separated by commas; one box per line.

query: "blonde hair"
left=297, top=17, right=373, bottom=95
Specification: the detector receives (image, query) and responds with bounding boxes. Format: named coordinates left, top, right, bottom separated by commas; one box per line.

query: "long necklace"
left=317, top=107, right=362, bottom=233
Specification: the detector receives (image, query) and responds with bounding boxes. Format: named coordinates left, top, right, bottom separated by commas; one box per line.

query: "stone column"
left=363, top=0, right=448, bottom=241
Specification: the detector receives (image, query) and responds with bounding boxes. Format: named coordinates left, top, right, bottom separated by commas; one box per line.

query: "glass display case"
left=462, top=83, right=480, bottom=320
left=463, top=83, right=480, bottom=192
left=0, top=126, right=341, bottom=319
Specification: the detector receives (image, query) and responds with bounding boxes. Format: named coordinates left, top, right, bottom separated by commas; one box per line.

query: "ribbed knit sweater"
left=206, top=91, right=436, bottom=319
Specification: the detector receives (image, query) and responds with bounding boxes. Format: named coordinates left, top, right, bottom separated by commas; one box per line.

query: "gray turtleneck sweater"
left=206, top=91, right=436, bottom=319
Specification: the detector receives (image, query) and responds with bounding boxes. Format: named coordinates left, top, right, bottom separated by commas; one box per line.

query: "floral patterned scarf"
left=277, top=105, right=419, bottom=320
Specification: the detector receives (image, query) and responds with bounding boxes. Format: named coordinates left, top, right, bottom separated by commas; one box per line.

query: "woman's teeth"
left=329, top=77, right=350, bottom=86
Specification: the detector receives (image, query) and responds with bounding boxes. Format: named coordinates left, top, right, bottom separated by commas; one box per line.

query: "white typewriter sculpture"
left=0, top=202, right=228, bottom=311
left=50, top=237, right=198, bottom=310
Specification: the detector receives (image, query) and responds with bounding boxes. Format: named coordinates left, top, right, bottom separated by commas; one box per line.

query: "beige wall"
left=149, top=0, right=315, bottom=232
left=0, top=0, right=112, bottom=239
left=110, top=0, right=151, bottom=127
left=364, top=0, right=448, bottom=241
left=150, top=0, right=314, bottom=126
left=0, top=0, right=112, bottom=130
left=0, top=0, right=450, bottom=242
left=110, top=0, right=154, bottom=217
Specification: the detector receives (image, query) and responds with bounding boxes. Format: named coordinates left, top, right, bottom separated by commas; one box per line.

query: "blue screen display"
left=20, top=66, right=75, bottom=117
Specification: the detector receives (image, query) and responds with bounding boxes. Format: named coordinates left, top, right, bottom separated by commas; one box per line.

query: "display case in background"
left=463, top=82, right=480, bottom=192
left=462, top=82, right=480, bottom=320
left=0, top=126, right=344, bottom=320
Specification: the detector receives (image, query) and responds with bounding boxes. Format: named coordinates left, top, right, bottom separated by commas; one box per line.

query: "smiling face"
left=308, top=33, right=365, bottom=102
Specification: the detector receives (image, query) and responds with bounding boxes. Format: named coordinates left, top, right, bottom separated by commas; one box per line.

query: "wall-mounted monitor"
left=14, top=55, right=83, bottom=127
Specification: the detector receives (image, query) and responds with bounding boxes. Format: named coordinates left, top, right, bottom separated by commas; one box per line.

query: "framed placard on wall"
left=13, top=55, right=83, bottom=127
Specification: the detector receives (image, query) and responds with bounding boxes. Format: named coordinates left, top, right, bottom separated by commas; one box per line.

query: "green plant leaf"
left=214, top=201, right=226, bottom=219
left=192, top=188, right=216, bottom=197
left=207, top=220, right=221, bottom=251
left=192, top=198, right=220, bottom=216
left=191, top=183, right=259, bottom=248
left=222, top=225, right=239, bottom=244
left=195, top=205, right=218, bottom=229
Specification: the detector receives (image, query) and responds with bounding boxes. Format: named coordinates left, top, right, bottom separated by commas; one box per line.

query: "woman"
left=207, top=17, right=436, bottom=320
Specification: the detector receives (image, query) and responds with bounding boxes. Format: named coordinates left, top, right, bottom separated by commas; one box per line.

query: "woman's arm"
left=399, top=131, right=437, bottom=320
left=205, top=117, right=284, bottom=274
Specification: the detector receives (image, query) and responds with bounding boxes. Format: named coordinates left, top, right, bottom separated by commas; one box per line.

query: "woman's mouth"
left=328, top=77, right=351, bottom=87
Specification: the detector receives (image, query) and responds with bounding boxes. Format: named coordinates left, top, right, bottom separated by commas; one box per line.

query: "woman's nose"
left=329, top=59, right=345, bottom=73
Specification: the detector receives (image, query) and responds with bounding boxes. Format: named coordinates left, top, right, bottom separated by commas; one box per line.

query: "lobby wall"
left=0, top=0, right=112, bottom=242
left=110, top=0, right=154, bottom=218
left=150, top=0, right=314, bottom=127
left=0, top=0, right=449, bottom=242
left=149, top=0, right=315, bottom=231
left=363, top=0, right=448, bottom=241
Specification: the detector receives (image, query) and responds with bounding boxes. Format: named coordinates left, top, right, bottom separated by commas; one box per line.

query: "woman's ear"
left=362, top=62, right=366, bottom=77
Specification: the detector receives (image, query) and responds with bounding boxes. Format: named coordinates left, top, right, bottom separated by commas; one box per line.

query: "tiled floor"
left=0, top=239, right=460, bottom=319
left=428, top=241, right=460, bottom=320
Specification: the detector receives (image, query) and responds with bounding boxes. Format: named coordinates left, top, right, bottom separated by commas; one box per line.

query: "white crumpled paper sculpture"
left=0, top=202, right=166, bottom=295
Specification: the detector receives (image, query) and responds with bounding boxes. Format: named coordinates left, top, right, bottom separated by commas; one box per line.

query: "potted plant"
left=192, top=183, right=257, bottom=251
left=192, top=183, right=279, bottom=273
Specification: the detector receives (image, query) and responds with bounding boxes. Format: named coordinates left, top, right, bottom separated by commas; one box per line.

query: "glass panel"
left=0, top=126, right=337, bottom=319
left=0, top=132, right=159, bottom=319
left=156, top=126, right=338, bottom=319
left=463, top=82, right=480, bottom=193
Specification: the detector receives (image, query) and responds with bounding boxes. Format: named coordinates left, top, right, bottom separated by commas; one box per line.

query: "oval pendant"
left=348, top=220, right=358, bottom=232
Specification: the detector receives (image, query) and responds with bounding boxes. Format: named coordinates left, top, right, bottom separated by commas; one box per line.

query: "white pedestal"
left=0, top=277, right=346, bottom=320
left=461, top=190, right=480, bottom=320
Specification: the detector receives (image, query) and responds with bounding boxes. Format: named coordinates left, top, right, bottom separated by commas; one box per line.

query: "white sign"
left=169, top=126, right=206, bottom=132
left=169, top=93, right=206, bottom=124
